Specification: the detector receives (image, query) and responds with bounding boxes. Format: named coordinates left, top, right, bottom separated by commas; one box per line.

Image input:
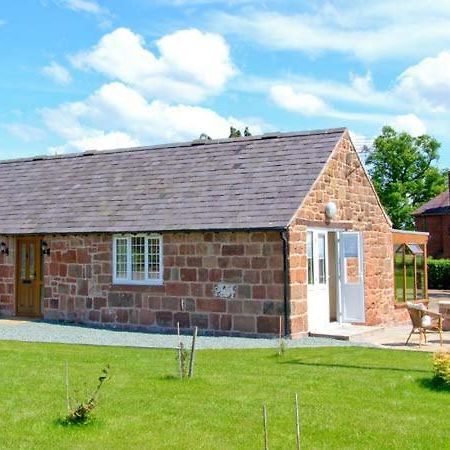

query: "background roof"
left=0, top=128, right=345, bottom=234
left=413, top=190, right=450, bottom=216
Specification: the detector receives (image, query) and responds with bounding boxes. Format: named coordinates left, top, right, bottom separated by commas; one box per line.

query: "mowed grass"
left=0, top=342, right=448, bottom=449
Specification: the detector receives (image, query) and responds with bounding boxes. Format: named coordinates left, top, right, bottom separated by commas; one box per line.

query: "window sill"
left=112, top=280, right=164, bottom=287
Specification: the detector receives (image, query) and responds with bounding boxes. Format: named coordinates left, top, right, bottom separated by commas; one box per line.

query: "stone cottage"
left=0, top=128, right=409, bottom=337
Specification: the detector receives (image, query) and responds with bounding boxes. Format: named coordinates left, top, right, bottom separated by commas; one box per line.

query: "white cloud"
left=53, top=0, right=112, bottom=27
left=42, top=82, right=263, bottom=152
left=212, top=1, right=450, bottom=61
left=395, top=51, right=450, bottom=112
left=2, top=123, right=46, bottom=142
left=71, top=27, right=235, bottom=103
left=270, top=85, right=329, bottom=116
left=391, top=114, right=427, bottom=136
left=60, top=0, right=107, bottom=14
left=268, top=82, right=429, bottom=137
left=42, top=62, right=72, bottom=85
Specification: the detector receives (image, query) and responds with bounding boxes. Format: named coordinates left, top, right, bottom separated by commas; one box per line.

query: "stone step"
left=309, top=324, right=386, bottom=341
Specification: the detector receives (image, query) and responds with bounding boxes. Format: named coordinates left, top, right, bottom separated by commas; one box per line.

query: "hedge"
left=428, top=258, right=450, bottom=289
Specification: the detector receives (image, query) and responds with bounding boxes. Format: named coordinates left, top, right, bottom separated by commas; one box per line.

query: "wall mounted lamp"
left=41, top=241, right=51, bottom=256
left=0, top=242, right=9, bottom=256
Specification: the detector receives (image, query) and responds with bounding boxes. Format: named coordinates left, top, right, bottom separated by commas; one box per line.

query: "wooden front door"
left=16, top=237, right=42, bottom=317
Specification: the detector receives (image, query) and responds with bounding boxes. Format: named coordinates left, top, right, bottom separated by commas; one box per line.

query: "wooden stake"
left=188, top=326, right=198, bottom=379
left=177, top=322, right=183, bottom=379
left=263, top=403, right=269, bottom=450
left=279, top=316, right=282, bottom=340
left=65, top=361, right=70, bottom=413
left=295, top=393, right=300, bottom=450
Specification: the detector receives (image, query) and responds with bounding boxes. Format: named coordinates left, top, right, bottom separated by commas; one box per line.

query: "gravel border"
left=0, top=319, right=376, bottom=350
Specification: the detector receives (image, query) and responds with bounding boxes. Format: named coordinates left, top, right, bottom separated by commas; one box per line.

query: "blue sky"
left=1, top=0, right=450, bottom=166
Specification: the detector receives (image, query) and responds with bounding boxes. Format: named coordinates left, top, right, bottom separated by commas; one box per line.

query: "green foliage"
left=427, top=259, right=450, bottom=289
left=366, top=126, right=447, bottom=229
left=433, top=351, right=450, bottom=386
left=277, top=338, right=287, bottom=357
left=63, top=365, right=110, bottom=425
left=229, top=126, right=251, bottom=138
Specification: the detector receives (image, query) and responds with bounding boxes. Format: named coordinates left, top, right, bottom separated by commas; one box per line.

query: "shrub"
left=63, top=365, right=110, bottom=425
left=432, top=351, right=450, bottom=386
left=427, top=259, right=450, bottom=289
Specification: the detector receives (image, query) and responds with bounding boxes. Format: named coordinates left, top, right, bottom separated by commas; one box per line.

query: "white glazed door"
left=338, top=232, right=365, bottom=323
left=306, top=230, right=330, bottom=330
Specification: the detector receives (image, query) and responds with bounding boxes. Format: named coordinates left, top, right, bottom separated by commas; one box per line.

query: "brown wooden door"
left=16, top=237, right=42, bottom=317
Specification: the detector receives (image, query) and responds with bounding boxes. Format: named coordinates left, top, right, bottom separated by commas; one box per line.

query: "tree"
left=229, top=126, right=252, bottom=138
left=366, top=126, right=447, bottom=230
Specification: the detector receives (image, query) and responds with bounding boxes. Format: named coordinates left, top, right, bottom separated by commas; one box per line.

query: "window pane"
left=416, top=253, right=425, bottom=299
left=394, top=244, right=405, bottom=302
left=148, top=237, right=161, bottom=280
left=318, top=234, right=326, bottom=284
left=29, top=243, right=35, bottom=280
left=131, top=236, right=145, bottom=280
left=405, top=253, right=415, bottom=300
left=345, top=257, right=359, bottom=284
left=307, top=232, right=314, bottom=284
left=115, top=238, right=128, bottom=279
left=343, top=234, right=358, bottom=257
left=20, top=242, right=27, bottom=279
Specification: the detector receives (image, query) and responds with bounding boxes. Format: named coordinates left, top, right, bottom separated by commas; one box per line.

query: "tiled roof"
left=0, top=128, right=346, bottom=234
left=413, top=190, right=450, bottom=216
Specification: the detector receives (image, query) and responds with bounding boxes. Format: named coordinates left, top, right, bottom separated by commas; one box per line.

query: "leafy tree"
left=366, top=126, right=447, bottom=230
left=229, top=126, right=252, bottom=138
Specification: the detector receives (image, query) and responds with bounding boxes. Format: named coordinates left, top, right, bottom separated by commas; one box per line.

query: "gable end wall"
left=287, top=133, right=407, bottom=335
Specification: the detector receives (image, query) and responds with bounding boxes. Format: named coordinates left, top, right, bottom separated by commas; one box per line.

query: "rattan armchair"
left=406, top=302, right=443, bottom=347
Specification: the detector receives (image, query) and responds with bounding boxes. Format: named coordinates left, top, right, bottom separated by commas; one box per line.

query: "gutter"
left=281, top=230, right=291, bottom=337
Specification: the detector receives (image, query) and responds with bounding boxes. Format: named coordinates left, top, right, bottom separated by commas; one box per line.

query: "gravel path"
left=0, top=319, right=366, bottom=350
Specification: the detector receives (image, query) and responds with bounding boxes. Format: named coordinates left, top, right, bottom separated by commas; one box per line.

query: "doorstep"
left=309, top=323, right=385, bottom=341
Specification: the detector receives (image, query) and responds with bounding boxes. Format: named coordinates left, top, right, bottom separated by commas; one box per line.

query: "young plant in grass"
left=433, top=351, right=450, bottom=387
left=62, top=364, right=110, bottom=425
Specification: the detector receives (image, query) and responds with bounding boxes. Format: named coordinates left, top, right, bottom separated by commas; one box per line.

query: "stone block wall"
left=41, top=231, right=286, bottom=336
left=288, top=131, right=406, bottom=335
left=0, top=236, right=15, bottom=316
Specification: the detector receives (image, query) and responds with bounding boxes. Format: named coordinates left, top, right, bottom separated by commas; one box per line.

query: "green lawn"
left=0, top=342, right=448, bottom=449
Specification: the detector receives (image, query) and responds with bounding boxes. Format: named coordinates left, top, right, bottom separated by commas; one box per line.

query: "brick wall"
left=0, top=236, right=15, bottom=316
left=41, top=231, right=285, bottom=336
left=288, top=131, right=407, bottom=335
left=415, top=215, right=450, bottom=258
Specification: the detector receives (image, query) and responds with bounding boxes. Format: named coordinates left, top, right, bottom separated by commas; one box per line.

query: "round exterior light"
left=325, top=202, right=337, bottom=220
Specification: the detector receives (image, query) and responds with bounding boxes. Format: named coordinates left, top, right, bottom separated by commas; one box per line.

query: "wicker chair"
left=406, top=302, right=443, bottom=347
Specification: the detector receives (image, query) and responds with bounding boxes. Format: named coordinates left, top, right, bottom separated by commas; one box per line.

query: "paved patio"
left=355, top=325, right=450, bottom=352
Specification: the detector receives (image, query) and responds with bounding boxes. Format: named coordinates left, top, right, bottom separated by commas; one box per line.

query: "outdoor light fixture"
left=325, top=202, right=337, bottom=220
left=0, top=242, right=9, bottom=256
left=41, top=241, right=51, bottom=256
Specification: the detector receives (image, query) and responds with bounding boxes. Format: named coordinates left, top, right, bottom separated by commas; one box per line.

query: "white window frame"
left=112, top=234, right=163, bottom=286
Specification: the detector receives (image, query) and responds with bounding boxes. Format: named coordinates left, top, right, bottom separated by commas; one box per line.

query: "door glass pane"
left=131, top=236, right=145, bottom=280
left=20, top=242, right=27, bottom=279
left=115, top=238, right=128, bottom=279
left=147, top=237, right=160, bottom=280
left=318, top=234, right=326, bottom=284
left=307, top=231, right=314, bottom=284
left=343, top=234, right=359, bottom=284
left=29, top=243, right=35, bottom=280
